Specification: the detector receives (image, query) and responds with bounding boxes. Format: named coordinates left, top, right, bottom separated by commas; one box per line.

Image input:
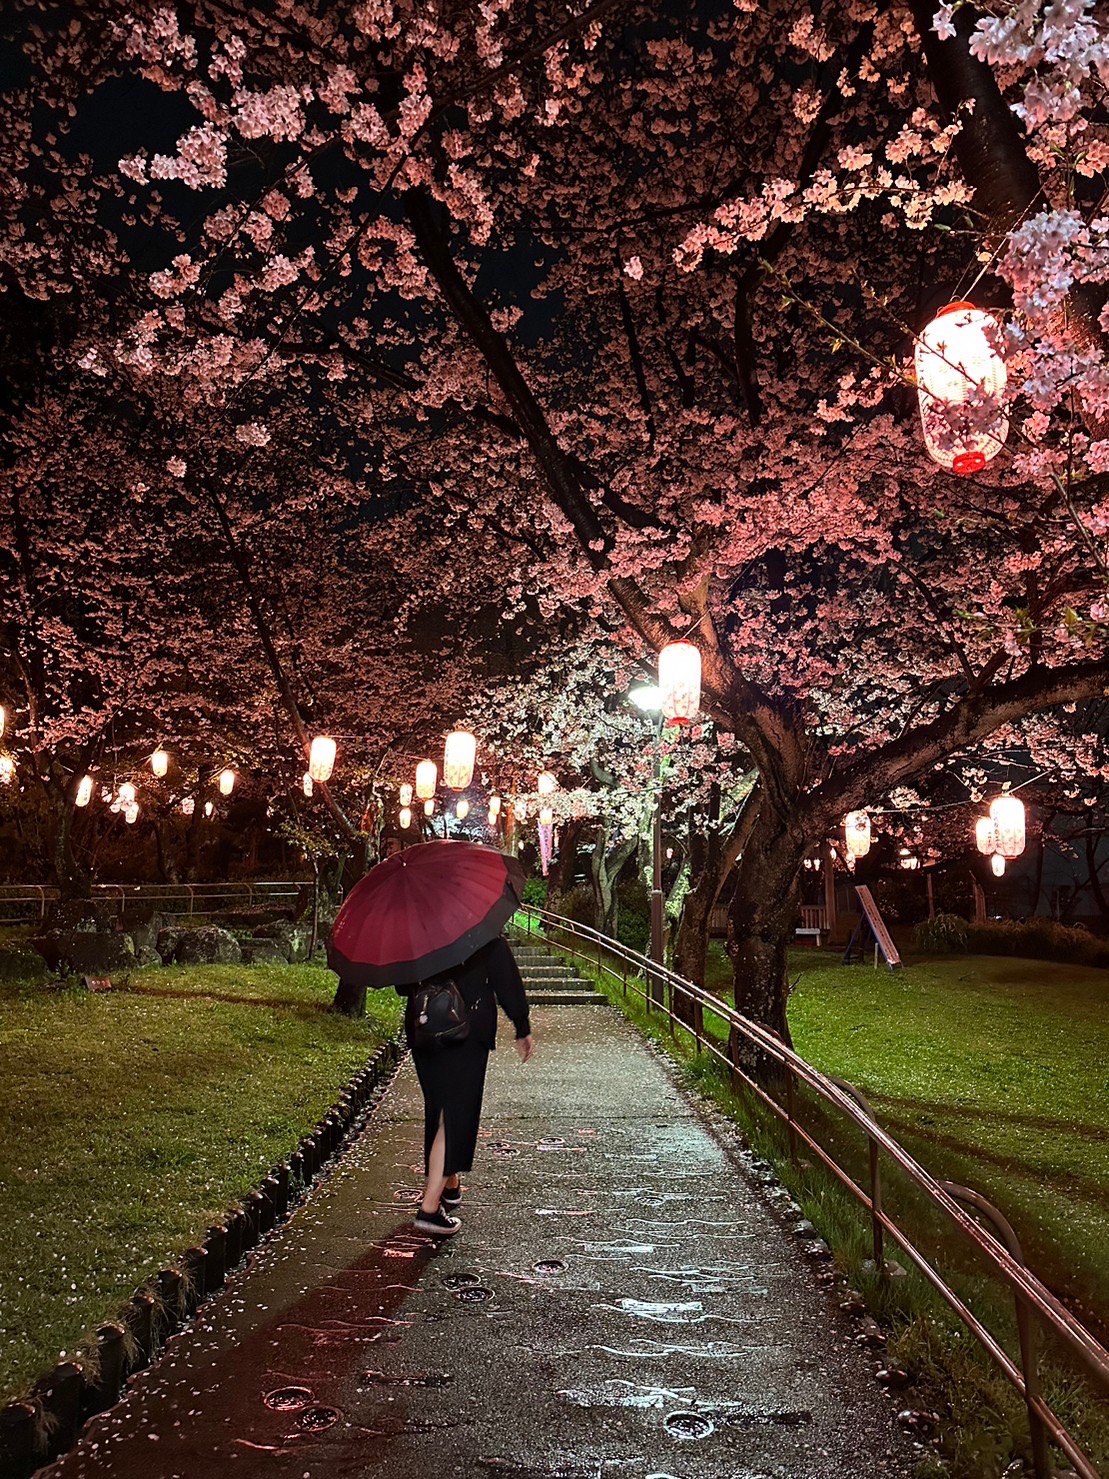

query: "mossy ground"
left=0, top=962, right=401, bottom=1400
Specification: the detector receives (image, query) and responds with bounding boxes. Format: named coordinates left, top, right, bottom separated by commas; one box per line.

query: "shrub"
left=616, top=878, right=650, bottom=954
left=558, top=884, right=597, bottom=929
left=966, top=918, right=1109, bottom=968
left=915, top=913, right=969, bottom=954
left=521, top=877, right=548, bottom=908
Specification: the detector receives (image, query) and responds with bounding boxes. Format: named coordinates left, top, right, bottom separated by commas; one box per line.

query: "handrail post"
left=784, top=1068, right=799, bottom=1164
left=830, top=1076, right=886, bottom=1277
left=940, top=1183, right=1051, bottom=1479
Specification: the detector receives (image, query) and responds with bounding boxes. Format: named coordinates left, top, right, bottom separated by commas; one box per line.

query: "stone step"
left=529, top=991, right=607, bottom=1005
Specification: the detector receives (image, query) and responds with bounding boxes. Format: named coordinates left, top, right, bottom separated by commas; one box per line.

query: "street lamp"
left=628, top=684, right=666, bottom=992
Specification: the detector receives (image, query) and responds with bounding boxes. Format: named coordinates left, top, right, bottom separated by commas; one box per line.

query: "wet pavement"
left=46, top=1008, right=916, bottom=1478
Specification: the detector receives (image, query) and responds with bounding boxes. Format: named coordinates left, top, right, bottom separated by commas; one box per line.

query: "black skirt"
left=410, top=1035, right=490, bottom=1176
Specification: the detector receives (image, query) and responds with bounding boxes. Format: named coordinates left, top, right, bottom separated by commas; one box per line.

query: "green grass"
left=524, top=926, right=1109, bottom=1478
left=705, top=945, right=1109, bottom=1329
left=0, top=962, right=402, bottom=1401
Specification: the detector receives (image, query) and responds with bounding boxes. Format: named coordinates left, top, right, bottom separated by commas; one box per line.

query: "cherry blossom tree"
left=5, top=1, right=1109, bottom=1052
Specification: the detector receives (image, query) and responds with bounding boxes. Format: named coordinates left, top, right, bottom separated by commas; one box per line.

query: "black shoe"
left=442, top=1183, right=462, bottom=1208
left=413, top=1206, right=461, bottom=1237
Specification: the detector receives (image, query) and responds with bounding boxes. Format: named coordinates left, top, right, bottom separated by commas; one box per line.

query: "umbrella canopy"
left=326, top=841, right=526, bottom=988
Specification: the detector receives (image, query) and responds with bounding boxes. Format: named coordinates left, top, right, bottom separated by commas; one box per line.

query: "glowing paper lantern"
left=118, top=782, right=136, bottom=805
left=399, top=783, right=413, bottom=807
left=125, top=802, right=139, bottom=825
left=975, top=816, right=995, bottom=855
left=456, top=798, right=470, bottom=819
left=0, top=706, right=5, bottom=738
left=75, top=775, right=93, bottom=808
left=423, top=798, right=435, bottom=817
left=537, top=771, right=557, bottom=795
left=991, top=853, right=1006, bottom=878
left=487, top=808, right=497, bottom=825
left=844, top=811, right=871, bottom=859
left=915, top=302, right=1008, bottom=475
left=219, top=768, right=235, bottom=797
left=308, top=735, right=336, bottom=783
left=204, top=800, right=214, bottom=818
left=899, top=847, right=919, bottom=871
left=658, top=641, right=701, bottom=724
left=302, top=772, right=314, bottom=798
left=989, top=791, right=1025, bottom=858
left=151, top=748, right=169, bottom=778
left=416, top=760, right=437, bottom=800
left=539, top=805, right=554, bottom=826
left=489, top=794, right=501, bottom=816
left=443, top=729, right=476, bottom=790
left=0, top=757, right=11, bottom=785
left=181, top=797, right=195, bottom=816
left=399, top=806, right=412, bottom=829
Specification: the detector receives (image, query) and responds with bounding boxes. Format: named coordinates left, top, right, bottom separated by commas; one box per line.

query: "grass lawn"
left=704, top=945, right=1109, bottom=1330
left=0, top=962, right=402, bottom=1402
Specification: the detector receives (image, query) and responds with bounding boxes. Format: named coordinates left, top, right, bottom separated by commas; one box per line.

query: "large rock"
left=46, top=900, right=114, bottom=934
left=0, top=946, right=44, bottom=982
left=33, top=930, right=136, bottom=975
left=121, top=910, right=169, bottom=951
left=172, top=927, right=242, bottom=966
left=240, top=939, right=287, bottom=966
left=252, top=919, right=311, bottom=963
left=156, top=926, right=188, bottom=964
left=133, top=945, right=162, bottom=969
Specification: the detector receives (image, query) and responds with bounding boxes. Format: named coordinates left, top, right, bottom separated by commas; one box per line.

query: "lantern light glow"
left=657, top=642, right=701, bottom=724
left=75, top=775, right=93, bottom=808
left=308, top=735, right=337, bottom=783
left=975, top=816, right=996, bottom=855
left=399, top=806, right=412, bottom=829
left=416, top=760, right=437, bottom=800
left=219, top=768, right=236, bottom=797
left=204, top=800, right=214, bottom=817
left=539, top=805, right=554, bottom=826
left=915, top=302, right=1008, bottom=475
left=489, top=794, right=501, bottom=816
left=424, top=798, right=435, bottom=817
left=537, top=771, right=557, bottom=795
left=443, top=729, right=477, bottom=790
left=181, top=797, right=195, bottom=816
left=303, top=772, right=314, bottom=798
left=118, top=782, right=136, bottom=805
left=151, top=749, right=169, bottom=778
left=989, top=790, right=1026, bottom=858
left=991, top=853, right=1006, bottom=878
left=124, top=802, right=139, bottom=825
left=399, top=782, right=413, bottom=807
left=844, top=811, right=871, bottom=859
left=456, top=798, right=470, bottom=819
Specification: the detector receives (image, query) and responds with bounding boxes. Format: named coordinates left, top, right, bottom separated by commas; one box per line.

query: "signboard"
left=82, top=975, right=112, bottom=992
left=842, top=886, right=903, bottom=970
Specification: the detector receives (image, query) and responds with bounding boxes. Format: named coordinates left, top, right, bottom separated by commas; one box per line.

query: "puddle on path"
left=262, top=1385, right=314, bottom=1411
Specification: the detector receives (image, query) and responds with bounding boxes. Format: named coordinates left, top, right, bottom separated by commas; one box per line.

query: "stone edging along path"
left=0, top=1036, right=405, bottom=1479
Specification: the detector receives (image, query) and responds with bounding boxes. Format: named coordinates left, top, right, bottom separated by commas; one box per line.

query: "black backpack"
left=409, top=977, right=471, bottom=1049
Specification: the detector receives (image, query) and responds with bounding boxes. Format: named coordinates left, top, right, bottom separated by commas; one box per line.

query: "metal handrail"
left=519, top=904, right=1108, bottom=1479
left=0, top=880, right=312, bottom=925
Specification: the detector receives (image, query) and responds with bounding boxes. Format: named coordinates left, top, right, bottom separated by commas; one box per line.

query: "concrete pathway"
left=47, top=1007, right=915, bottom=1479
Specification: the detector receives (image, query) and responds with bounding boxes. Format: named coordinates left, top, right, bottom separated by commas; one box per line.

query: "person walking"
left=399, top=934, right=534, bottom=1237
left=325, top=839, right=535, bottom=1239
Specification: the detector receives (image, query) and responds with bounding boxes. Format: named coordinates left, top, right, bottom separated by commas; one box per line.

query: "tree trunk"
left=545, top=818, right=583, bottom=914
left=728, top=809, right=805, bottom=1056
left=51, top=777, right=90, bottom=899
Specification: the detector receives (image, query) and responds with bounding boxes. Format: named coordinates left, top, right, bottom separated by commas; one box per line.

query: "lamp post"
left=629, top=683, right=666, bottom=1000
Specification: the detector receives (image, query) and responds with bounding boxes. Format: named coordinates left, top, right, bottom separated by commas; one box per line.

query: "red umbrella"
left=326, top=841, right=526, bottom=987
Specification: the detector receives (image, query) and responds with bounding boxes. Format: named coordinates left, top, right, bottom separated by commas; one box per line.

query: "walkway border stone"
left=0, top=1036, right=405, bottom=1479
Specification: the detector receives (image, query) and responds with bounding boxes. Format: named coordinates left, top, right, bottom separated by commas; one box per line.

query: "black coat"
left=397, top=936, right=531, bottom=1050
